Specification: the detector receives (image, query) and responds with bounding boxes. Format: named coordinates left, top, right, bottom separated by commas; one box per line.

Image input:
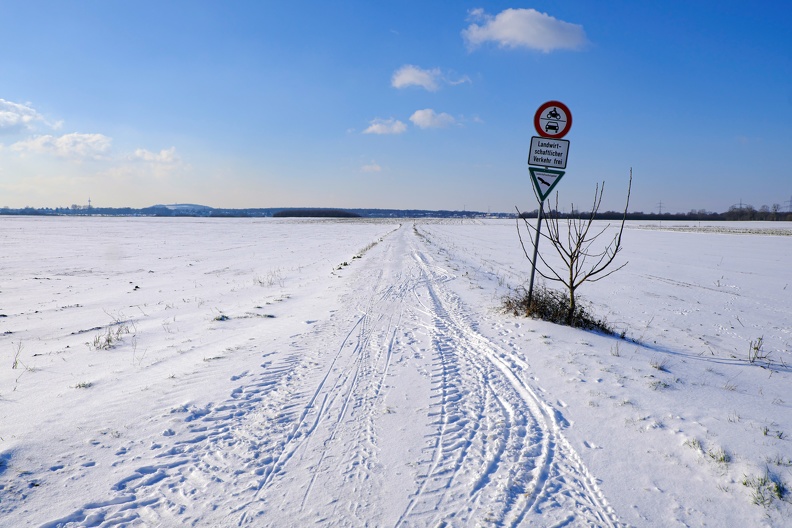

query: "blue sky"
left=1, top=1, right=790, bottom=213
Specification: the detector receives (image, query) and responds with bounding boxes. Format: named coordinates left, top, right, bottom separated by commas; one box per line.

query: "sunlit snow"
left=1, top=217, right=790, bottom=527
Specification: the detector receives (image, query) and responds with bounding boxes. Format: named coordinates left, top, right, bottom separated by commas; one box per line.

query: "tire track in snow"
left=396, top=250, right=542, bottom=526
left=400, top=242, right=624, bottom=527
left=40, top=350, right=310, bottom=527
left=244, top=240, right=416, bottom=526
left=234, top=308, right=376, bottom=525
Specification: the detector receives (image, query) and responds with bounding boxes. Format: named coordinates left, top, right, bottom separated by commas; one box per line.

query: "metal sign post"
left=526, top=203, right=543, bottom=307
left=526, top=101, right=573, bottom=306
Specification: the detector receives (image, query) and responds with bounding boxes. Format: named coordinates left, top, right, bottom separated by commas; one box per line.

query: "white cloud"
left=409, top=109, right=456, bottom=129
left=392, top=65, right=442, bottom=91
left=391, top=65, right=471, bottom=91
left=446, top=74, right=472, bottom=86
left=122, top=146, right=184, bottom=180
left=462, top=8, right=588, bottom=52
left=0, top=99, right=59, bottom=133
left=131, top=146, right=179, bottom=163
left=11, top=133, right=112, bottom=159
left=363, top=118, right=407, bottom=135
left=361, top=162, right=382, bottom=173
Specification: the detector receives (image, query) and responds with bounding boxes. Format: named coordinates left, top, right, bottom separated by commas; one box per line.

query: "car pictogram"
left=545, top=121, right=559, bottom=132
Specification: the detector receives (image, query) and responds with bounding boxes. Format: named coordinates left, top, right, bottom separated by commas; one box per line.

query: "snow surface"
left=0, top=216, right=790, bottom=527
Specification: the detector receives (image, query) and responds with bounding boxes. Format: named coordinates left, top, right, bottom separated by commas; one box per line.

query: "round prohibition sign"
left=534, top=100, right=572, bottom=139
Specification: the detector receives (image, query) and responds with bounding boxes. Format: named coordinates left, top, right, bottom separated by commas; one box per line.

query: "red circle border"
left=534, top=100, right=572, bottom=139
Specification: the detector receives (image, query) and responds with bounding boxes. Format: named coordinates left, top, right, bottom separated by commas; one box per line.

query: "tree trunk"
left=567, top=286, right=577, bottom=326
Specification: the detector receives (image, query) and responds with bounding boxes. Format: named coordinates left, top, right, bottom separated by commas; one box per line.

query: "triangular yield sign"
left=529, top=167, right=565, bottom=201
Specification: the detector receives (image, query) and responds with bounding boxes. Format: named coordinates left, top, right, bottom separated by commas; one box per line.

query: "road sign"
left=534, top=100, right=572, bottom=139
left=525, top=101, right=573, bottom=307
left=528, top=136, right=569, bottom=169
left=528, top=167, right=565, bottom=201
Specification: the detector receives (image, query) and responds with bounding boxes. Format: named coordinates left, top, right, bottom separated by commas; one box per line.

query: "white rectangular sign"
left=528, top=136, right=569, bottom=169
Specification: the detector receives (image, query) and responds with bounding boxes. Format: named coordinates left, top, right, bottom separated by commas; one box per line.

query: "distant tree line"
left=0, top=205, right=271, bottom=217
left=2, top=204, right=790, bottom=220
left=273, top=208, right=361, bottom=218
left=0, top=205, right=508, bottom=219
left=519, top=204, right=792, bottom=221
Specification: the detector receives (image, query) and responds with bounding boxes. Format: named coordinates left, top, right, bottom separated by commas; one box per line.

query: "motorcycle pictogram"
left=546, top=107, right=562, bottom=120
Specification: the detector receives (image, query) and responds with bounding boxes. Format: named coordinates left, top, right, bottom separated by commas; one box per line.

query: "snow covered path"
left=234, top=224, right=622, bottom=527
left=6, top=220, right=619, bottom=527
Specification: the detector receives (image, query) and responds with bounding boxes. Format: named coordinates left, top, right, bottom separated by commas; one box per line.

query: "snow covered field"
left=1, top=216, right=790, bottom=527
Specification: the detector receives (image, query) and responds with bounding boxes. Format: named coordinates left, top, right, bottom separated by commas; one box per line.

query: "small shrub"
left=650, top=379, right=670, bottom=390
left=684, top=438, right=703, bottom=452
left=766, top=454, right=792, bottom=467
left=88, top=323, right=130, bottom=351
left=515, top=171, right=632, bottom=327
left=748, top=336, right=767, bottom=363
left=92, top=330, right=113, bottom=350
left=255, top=269, right=284, bottom=288
left=742, top=468, right=787, bottom=507
left=12, top=342, right=23, bottom=369
left=762, top=425, right=770, bottom=436
left=502, top=285, right=615, bottom=334
left=708, top=447, right=731, bottom=464
left=650, top=356, right=670, bottom=372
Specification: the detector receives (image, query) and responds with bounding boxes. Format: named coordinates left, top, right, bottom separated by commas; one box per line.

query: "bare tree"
left=517, top=169, right=632, bottom=326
